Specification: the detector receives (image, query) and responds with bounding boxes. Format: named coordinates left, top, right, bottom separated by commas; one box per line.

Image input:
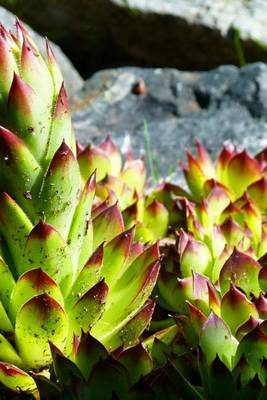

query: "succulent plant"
left=156, top=142, right=267, bottom=396
left=0, top=325, right=183, bottom=400
left=77, top=135, right=169, bottom=242
left=183, top=140, right=267, bottom=202
left=0, top=22, right=161, bottom=396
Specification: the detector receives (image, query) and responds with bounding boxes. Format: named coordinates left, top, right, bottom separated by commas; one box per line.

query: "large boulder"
left=0, top=6, right=83, bottom=97
left=72, top=63, right=267, bottom=178
left=4, top=0, right=267, bottom=76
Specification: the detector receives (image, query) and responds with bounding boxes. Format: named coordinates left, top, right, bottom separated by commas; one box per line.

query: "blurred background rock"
left=2, top=0, right=267, bottom=77
left=1, top=0, right=267, bottom=178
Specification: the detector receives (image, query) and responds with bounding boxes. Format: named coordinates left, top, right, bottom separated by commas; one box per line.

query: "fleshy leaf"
left=92, top=203, right=124, bottom=250
left=0, top=256, right=15, bottom=309
left=247, top=178, right=267, bottom=211
left=46, top=84, right=73, bottom=163
left=121, top=159, right=146, bottom=195
left=0, top=35, right=19, bottom=108
left=219, top=248, right=261, bottom=297
left=67, top=244, right=103, bottom=310
left=7, top=73, right=51, bottom=163
left=200, top=312, right=238, bottom=370
left=180, top=238, right=212, bottom=277
left=38, top=142, right=81, bottom=238
left=68, top=172, right=96, bottom=275
left=75, top=333, right=108, bottom=380
left=0, top=334, right=22, bottom=366
left=0, top=363, right=36, bottom=393
left=92, top=245, right=160, bottom=348
left=46, top=39, right=63, bottom=95
left=0, top=302, right=13, bottom=332
left=139, top=200, right=169, bottom=242
left=221, top=284, right=258, bottom=334
left=108, top=299, right=155, bottom=349
left=102, top=227, right=134, bottom=287
left=235, top=323, right=267, bottom=373
left=115, top=344, right=153, bottom=385
left=226, top=151, right=261, bottom=198
left=15, top=294, right=68, bottom=369
left=20, top=36, right=53, bottom=111
left=158, top=271, right=194, bottom=313
left=78, top=145, right=111, bottom=183
left=0, top=126, right=41, bottom=218
left=70, top=279, right=108, bottom=335
left=99, top=135, right=122, bottom=176
left=23, top=221, right=73, bottom=296
left=0, top=192, right=33, bottom=275
left=9, top=268, right=64, bottom=322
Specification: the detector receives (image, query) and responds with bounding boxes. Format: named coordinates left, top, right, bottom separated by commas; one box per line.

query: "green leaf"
left=180, top=238, right=212, bottom=277
left=0, top=303, right=13, bottom=332
left=46, top=39, right=63, bottom=96
left=32, top=374, right=61, bottom=400
left=200, top=312, right=238, bottom=370
left=9, top=268, right=64, bottom=323
left=50, top=342, right=84, bottom=386
left=92, top=245, right=160, bottom=348
left=15, top=294, right=68, bottom=369
left=0, top=334, right=22, bottom=366
left=67, top=244, right=104, bottom=310
left=169, top=359, right=205, bottom=400
left=70, top=279, right=108, bottom=335
left=0, top=256, right=15, bottom=309
left=23, top=221, right=73, bottom=296
left=226, top=151, right=261, bottom=198
left=116, top=344, right=153, bottom=386
left=68, top=172, right=96, bottom=276
left=0, top=127, right=41, bottom=219
left=108, top=300, right=155, bottom=349
left=7, top=74, right=51, bottom=163
left=38, top=142, right=81, bottom=238
left=20, top=37, right=53, bottom=113
left=102, top=227, right=134, bottom=288
left=219, top=248, right=261, bottom=297
left=87, top=359, right=129, bottom=399
left=78, top=145, right=111, bottom=183
left=92, top=203, right=124, bottom=250
left=0, top=35, right=19, bottom=108
left=0, top=363, right=36, bottom=394
left=75, top=333, right=108, bottom=380
left=235, top=323, right=267, bottom=373
left=221, top=285, right=258, bottom=334
left=139, top=200, right=169, bottom=242
left=0, top=192, right=33, bottom=276
left=45, top=84, right=73, bottom=165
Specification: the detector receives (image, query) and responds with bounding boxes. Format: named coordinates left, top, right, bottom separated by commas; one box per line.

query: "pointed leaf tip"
left=49, top=141, right=75, bottom=170
left=81, top=279, right=109, bottom=304
left=29, top=220, right=55, bottom=240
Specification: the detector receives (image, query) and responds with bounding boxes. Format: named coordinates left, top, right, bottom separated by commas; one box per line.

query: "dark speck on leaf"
left=24, top=191, right=32, bottom=200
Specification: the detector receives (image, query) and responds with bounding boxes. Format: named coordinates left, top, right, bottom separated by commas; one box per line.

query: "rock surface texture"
left=3, top=0, right=267, bottom=76
left=0, top=6, right=83, bottom=96
left=72, top=64, right=267, bottom=177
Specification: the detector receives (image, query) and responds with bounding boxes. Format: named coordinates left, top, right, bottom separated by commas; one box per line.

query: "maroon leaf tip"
left=21, top=267, right=57, bottom=290
left=80, top=279, right=108, bottom=304
left=29, top=220, right=55, bottom=240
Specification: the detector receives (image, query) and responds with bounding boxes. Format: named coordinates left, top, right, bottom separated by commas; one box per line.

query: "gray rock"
left=72, top=64, right=267, bottom=178
left=0, top=6, right=83, bottom=97
left=5, top=0, right=267, bottom=76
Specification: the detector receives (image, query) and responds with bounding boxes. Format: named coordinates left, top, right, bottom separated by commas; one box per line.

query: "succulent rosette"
left=0, top=22, right=161, bottom=396
left=156, top=142, right=267, bottom=396
left=27, top=325, right=182, bottom=400
left=77, top=135, right=169, bottom=242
